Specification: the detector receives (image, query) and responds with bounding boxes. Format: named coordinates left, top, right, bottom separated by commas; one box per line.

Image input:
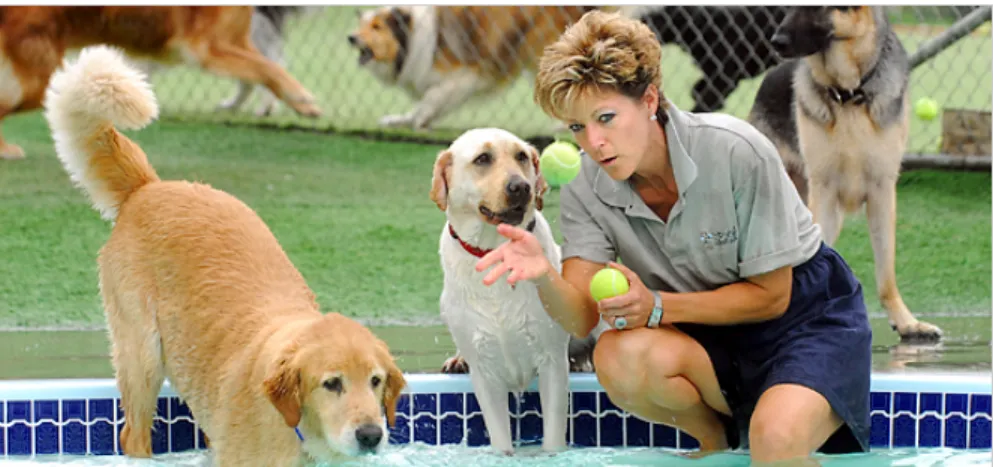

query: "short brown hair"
left=534, top=10, right=668, bottom=124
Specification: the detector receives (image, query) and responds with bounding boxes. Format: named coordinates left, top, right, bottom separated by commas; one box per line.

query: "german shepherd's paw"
left=893, top=320, right=943, bottom=343
left=440, top=354, right=469, bottom=374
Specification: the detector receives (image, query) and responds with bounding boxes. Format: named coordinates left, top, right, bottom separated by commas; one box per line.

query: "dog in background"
left=748, top=6, right=943, bottom=342
left=430, top=128, right=571, bottom=454
left=347, top=6, right=597, bottom=131
left=0, top=5, right=321, bottom=161
left=216, top=6, right=326, bottom=117
left=44, top=45, right=403, bottom=465
left=620, top=5, right=788, bottom=113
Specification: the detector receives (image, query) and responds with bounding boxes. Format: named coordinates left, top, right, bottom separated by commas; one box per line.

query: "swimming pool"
left=0, top=372, right=989, bottom=463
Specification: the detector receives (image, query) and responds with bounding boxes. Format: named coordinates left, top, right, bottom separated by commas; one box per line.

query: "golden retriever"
left=43, top=45, right=404, bottom=467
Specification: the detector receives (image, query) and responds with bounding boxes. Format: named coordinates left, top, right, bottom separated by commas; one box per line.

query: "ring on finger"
left=614, top=317, right=628, bottom=330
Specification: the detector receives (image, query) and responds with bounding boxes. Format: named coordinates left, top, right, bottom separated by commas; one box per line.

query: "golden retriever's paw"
left=893, top=319, right=943, bottom=343
left=119, top=423, right=153, bottom=458
left=441, top=354, right=469, bottom=374
left=0, top=143, right=24, bottom=160
left=379, top=113, right=414, bottom=129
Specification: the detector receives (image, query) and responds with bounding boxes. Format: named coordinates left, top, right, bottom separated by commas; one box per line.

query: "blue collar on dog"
left=295, top=427, right=304, bottom=442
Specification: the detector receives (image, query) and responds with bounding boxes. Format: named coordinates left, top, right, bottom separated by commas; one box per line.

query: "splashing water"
left=4, top=445, right=990, bottom=467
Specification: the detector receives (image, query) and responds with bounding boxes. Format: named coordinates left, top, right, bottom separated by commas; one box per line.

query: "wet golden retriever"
left=43, top=45, right=404, bottom=467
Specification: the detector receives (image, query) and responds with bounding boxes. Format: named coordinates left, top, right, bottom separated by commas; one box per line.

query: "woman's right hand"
left=475, top=223, right=552, bottom=287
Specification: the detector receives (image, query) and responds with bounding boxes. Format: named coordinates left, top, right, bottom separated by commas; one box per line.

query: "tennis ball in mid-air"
left=539, top=141, right=582, bottom=187
left=914, top=98, right=940, bottom=121
left=589, top=267, right=630, bottom=302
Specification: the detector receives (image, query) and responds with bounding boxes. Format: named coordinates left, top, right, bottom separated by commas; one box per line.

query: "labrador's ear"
left=263, top=343, right=302, bottom=427
left=429, top=149, right=453, bottom=211
left=527, top=145, right=548, bottom=211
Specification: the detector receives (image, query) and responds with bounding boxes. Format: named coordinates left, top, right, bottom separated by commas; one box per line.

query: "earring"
left=650, top=114, right=658, bottom=121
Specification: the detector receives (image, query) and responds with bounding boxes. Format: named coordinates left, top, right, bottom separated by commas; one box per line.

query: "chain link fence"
left=147, top=5, right=991, bottom=158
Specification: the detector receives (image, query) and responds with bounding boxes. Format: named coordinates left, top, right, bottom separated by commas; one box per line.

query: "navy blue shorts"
left=675, top=242, right=872, bottom=453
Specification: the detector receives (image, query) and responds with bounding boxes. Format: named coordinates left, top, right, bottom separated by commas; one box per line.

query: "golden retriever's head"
left=263, top=313, right=406, bottom=458
left=347, top=6, right=412, bottom=80
left=429, top=128, right=548, bottom=227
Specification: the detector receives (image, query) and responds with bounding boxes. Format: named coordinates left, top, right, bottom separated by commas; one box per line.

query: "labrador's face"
left=429, top=128, right=548, bottom=226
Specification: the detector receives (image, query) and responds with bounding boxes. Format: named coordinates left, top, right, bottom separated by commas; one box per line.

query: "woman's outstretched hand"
left=475, top=223, right=552, bottom=287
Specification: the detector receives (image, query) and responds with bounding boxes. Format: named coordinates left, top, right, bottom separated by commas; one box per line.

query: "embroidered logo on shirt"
left=700, top=226, right=738, bottom=248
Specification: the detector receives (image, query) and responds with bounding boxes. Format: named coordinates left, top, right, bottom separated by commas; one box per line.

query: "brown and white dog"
left=0, top=5, right=322, bottom=161
left=347, top=6, right=599, bottom=131
left=44, top=45, right=403, bottom=467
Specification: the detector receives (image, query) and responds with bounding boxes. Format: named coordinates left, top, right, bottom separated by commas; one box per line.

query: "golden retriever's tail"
left=43, top=45, right=161, bottom=222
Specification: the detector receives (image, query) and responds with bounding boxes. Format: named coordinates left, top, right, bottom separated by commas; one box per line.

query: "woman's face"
left=562, top=87, right=659, bottom=181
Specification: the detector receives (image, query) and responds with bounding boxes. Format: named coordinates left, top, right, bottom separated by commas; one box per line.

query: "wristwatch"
left=647, top=290, right=664, bottom=328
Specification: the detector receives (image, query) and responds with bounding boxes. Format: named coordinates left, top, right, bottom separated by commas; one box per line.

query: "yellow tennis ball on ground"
left=914, top=97, right=940, bottom=121
left=589, top=267, right=630, bottom=302
left=539, top=141, right=582, bottom=187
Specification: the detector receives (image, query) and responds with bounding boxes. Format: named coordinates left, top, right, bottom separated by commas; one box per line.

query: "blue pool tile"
left=944, top=394, right=968, bottom=449
left=169, top=398, right=195, bottom=453
left=652, top=423, right=678, bottom=449
left=917, top=393, right=942, bottom=448
left=61, top=400, right=87, bottom=455
left=969, top=394, right=992, bottom=449
left=197, top=428, right=209, bottom=450
left=570, top=393, right=596, bottom=447
left=870, top=392, right=891, bottom=412
left=89, top=399, right=116, bottom=455
left=464, top=394, right=488, bottom=447
left=388, top=394, right=412, bottom=445
left=625, top=417, right=650, bottom=447
left=412, top=394, right=438, bottom=445
left=0, top=401, right=4, bottom=456
left=150, top=398, right=169, bottom=454
left=679, top=430, right=700, bottom=450
left=34, top=400, right=59, bottom=455
left=892, top=392, right=917, bottom=447
left=438, top=393, right=464, bottom=445
left=597, top=393, right=623, bottom=447
left=517, top=393, right=544, bottom=445
left=7, top=401, right=32, bottom=456
left=518, top=392, right=543, bottom=445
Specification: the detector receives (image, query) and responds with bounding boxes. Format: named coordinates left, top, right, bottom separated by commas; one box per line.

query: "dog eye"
left=474, top=152, right=492, bottom=165
left=515, top=151, right=528, bottom=162
left=323, top=377, right=343, bottom=393
left=371, top=376, right=382, bottom=388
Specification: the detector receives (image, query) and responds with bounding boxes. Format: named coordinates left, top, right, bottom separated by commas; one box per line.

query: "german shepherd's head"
left=769, top=6, right=881, bottom=59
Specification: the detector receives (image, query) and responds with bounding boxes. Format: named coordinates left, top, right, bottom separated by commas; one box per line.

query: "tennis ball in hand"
left=539, top=141, right=582, bottom=187
left=914, top=98, right=940, bottom=121
left=589, top=267, right=630, bottom=302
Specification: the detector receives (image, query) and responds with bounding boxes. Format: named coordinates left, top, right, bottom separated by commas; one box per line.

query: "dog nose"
left=355, top=424, right=383, bottom=450
left=506, top=178, right=532, bottom=204
left=770, top=32, right=791, bottom=52
left=347, top=34, right=358, bottom=46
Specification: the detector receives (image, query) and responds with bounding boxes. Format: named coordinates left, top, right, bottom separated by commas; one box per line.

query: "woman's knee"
left=592, top=328, right=688, bottom=392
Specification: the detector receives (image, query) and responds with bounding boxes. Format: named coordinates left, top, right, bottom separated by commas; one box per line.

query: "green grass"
left=126, top=7, right=991, bottom=155
left=0, top=112, right=989, bottom=329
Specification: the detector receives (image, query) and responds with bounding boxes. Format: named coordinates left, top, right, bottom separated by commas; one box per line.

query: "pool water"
left=3, top=445, right=991, bottom=466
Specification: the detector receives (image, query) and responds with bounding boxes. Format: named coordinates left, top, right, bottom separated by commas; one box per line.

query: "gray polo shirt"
left=559, top=102, right=823, bottom=293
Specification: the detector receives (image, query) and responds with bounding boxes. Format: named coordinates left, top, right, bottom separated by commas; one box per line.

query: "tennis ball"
left=539, top=141, right=582, bottom=187
left=914, top=98, right=939, bottom=121
left=589, top=267, right=630, bottom=302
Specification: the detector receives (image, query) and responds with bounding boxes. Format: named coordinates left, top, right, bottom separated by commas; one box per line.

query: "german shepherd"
left=748, top=6, right=942, bottom=342
left=621, top=5, right=789, bottom=113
